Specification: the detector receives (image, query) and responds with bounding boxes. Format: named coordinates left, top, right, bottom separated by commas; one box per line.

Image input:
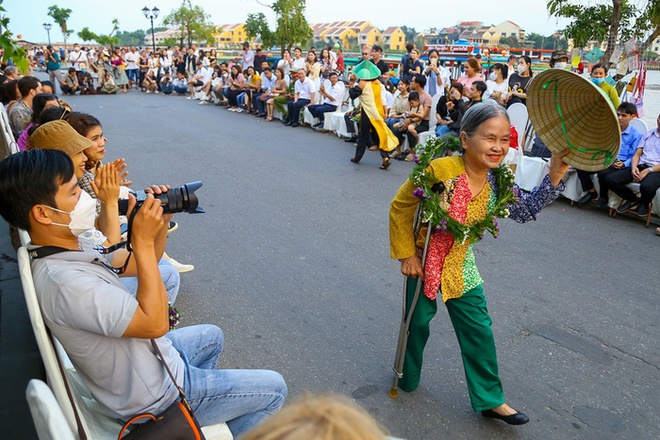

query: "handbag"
left=118, top=340, right=206, bottom=440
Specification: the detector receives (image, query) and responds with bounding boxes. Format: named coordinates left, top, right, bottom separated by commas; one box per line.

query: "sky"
left=4, top=0, right=570, bottom=45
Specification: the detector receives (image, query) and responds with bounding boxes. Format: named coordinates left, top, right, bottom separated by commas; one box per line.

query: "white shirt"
left=291, top=57, right=306, bottom=72
left=196, top=66, right=212, bottom=84
left=323, top=80, right=344, bottom=105
left=484, top=80, right=509, bottom=101
left=70, top=50, right=88, bottom=71
left=295, top=77, right=316, bottom=100
left=124, top=51, right=139, bottom=70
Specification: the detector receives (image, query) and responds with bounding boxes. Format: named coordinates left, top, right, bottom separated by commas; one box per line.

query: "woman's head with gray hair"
left=460, top=101, right=509, bottom=139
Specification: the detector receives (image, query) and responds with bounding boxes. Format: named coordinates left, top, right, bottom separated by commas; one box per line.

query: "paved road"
left=62, top=91, right=659, bottom=440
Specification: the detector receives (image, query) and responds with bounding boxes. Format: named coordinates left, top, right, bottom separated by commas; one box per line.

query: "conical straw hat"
left=527, top=69, right=621, bottom=172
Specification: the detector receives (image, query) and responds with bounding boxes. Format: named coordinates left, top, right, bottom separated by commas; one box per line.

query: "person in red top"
left=336, top=48, right=345, bottom=73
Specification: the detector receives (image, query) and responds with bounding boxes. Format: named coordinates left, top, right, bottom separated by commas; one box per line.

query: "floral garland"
left=410, top=137, right=518, bottom=244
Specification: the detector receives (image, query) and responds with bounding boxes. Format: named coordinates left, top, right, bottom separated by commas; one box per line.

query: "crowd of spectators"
left=10, top=42, right=656, bottom=228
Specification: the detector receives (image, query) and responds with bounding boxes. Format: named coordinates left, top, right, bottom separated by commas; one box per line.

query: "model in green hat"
left=349, top=60, right=398, bottom=170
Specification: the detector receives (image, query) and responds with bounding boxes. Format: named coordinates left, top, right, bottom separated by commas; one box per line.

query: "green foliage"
left=400, top=26, right=417, bottom=43
left=270, top=0, right=313, bottom=52
left=547, top=0, right=660, bottom=58
left=116, top=30, right=146, bottom=47
left=0, top=0, right=28, bottom=72
left=643, top=50, right=658, bottom=60
left=499, top=35, right=519, bottom=47
left=523, top=32, right=568, bottom=50
left=47, top=4, right=72, bottom=33
left=163, top=0, right=216, bottom=47
left=245, top=12, right=274, bottom=47
left=76, top=19, right=119, bottom=48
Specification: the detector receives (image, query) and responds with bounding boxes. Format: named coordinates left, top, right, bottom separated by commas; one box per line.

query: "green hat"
left=352, top=60, right=381, bottom=80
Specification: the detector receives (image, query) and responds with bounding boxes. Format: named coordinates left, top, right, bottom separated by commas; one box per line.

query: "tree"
left=163, top=1, right=216, bottom=47
left=499, top=35, right=520, bottom=47
left=47, top=5, right=73, bottom=59
left=245, top=12, right=275, bottom=48
left=0, top=0, right=28, bottom=72
left=400, top=26, right=417, bottom=44
left=547, top=0, right=655, bottom=64
left=77, top=19, right=120, bottom=48
left=250, top=0, right=312, bottom=53
left=270, top=0, right=313, bottom=53
left=642, top=50, right=658, bottom=60
left=116, top=29, right=146, bottom=47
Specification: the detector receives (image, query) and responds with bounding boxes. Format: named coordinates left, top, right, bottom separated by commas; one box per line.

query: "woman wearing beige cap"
left=30, top=120, right=122, bottom=245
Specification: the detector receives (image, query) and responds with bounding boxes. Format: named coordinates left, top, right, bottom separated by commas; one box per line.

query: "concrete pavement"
left=2, top=88, right=659, bottom=439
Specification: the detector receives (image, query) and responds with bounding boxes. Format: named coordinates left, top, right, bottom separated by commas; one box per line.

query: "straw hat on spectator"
left=352, top=60, right=381, bottom=81
left=30, top=120, right=93, bottom=156
left=527, top=68, right=620, bottom=172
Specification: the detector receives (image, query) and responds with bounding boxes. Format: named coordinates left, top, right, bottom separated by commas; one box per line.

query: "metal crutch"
left=388, top=200, right=437, bottom=399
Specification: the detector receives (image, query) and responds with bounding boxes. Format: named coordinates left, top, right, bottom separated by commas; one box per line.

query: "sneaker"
left=168, top=221, right=179, bottom=234
left=200, top=96, right=210, bottom=101
left=169, top=258, right=194, bottom=273
left=199, top=100, right=209, bottom=105
left=616, top=199, right=639, bottom=214
left=404, top=153, right=415, bottom=162
left=146, top=90, right=151, bottom=94
left=637, top=204, right=650, bottom=217
left=186, top=96, right=193, bottom=100
left=655, top=227, right=660, bottom=236
left=576, top=191, right=597, bottom=205
left=155, top=90, right=159, bottom=94
left=594, top=198, right=608, bottom=209
left=236, top=108, right=245, bottom=113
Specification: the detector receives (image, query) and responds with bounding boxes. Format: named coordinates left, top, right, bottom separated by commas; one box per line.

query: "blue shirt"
left=618, top=124, right=643, bottom=167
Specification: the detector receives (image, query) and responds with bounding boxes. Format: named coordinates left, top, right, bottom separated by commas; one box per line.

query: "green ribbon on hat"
left=542, top=79, right=614, bottom=167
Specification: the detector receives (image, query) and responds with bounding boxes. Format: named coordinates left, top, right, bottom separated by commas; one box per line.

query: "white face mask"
left=554, top=62, right=567, bottom=70
left=47, top=191, right=97, bottom=236
left=488, top=72, right=498, bottom=81
left=517, top=64, right=526, bottom=74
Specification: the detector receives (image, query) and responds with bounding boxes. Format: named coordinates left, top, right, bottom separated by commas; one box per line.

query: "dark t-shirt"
left=508, top=73, right=532, bottom=105
left=372, top=58, right=389, bottom=75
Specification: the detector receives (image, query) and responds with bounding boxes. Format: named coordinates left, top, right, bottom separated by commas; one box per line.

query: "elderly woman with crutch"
left=388, top=101, right=570, bottom=425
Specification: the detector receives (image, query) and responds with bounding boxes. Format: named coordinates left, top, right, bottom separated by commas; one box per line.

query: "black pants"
left=393, top=120, right=430, bottom=150
left=344, top=112, right=357, bottom=135
left=227, top=89, right=243, bottom=107
left=604, top=164, right=660, bottom=204
left=286, top=98, right=310, bottom=123
left=354, top=115, right=388, bottom=162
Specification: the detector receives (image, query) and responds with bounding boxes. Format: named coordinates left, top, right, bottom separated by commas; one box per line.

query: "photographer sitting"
left=0, top=149, right=287, bottom=437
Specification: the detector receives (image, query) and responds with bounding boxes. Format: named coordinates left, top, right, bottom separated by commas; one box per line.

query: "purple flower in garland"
left=413, top=188, right=426, bottom=199
left=169, top=304, right=180, bottom=330
left=413, top=154, right=421, bottom=164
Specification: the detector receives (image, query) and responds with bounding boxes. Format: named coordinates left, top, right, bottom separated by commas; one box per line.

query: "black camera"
left=118, top=181, right=205, bottom=216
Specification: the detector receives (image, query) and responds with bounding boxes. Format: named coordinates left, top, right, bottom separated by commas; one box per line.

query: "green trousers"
left=398, top=277, right=505, bottom=412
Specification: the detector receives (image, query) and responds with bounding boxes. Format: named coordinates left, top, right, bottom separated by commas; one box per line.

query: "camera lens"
left=117, top=182, right=204, bottom=215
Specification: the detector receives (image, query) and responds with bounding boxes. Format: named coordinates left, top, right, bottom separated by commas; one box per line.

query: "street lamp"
left=142, top=6, right=160, bottom=53
left=43, top=23, right=52, bottom=46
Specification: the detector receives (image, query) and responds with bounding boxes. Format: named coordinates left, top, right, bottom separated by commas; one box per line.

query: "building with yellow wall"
left=382, top=27, right=405, bottom=51
left=215, top=24, right=246, bottom=47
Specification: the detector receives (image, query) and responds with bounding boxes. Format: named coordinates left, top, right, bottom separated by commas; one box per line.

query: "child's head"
left=408, top=91, right=420, bottom=106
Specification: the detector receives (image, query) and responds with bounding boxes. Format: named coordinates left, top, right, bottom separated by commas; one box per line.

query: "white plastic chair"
left=26, top=379, right=77, bottom=440
left=514, top=156, right=549, bottom=191
left=629, top=118, right=648, bottom=134
left=18, top=248, right=233, bottom=440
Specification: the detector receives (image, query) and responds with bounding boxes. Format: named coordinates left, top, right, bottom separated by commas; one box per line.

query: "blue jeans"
left=121, top=258, right=180, bottom=304
left=166, top=325, right=287, bottom=437
left=173, top=85, right=188, bottom=95
left=435, top=124, right=452, bottom=137
left=160, top=83, right=173, bottom=94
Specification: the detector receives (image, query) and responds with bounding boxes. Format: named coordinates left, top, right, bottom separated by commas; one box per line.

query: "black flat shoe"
left=577, top=191, right=597, bottom=205
left=616, top=199, right=639, bottom=214
left=481, top=409, right=529, bottom=425
left=350, top=158, right=359, bottom=164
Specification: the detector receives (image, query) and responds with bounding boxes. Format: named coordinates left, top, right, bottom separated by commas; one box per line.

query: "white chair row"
left=19, top=246, right=233, bottom=439
left=0, top=105, right=18, bottom=159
